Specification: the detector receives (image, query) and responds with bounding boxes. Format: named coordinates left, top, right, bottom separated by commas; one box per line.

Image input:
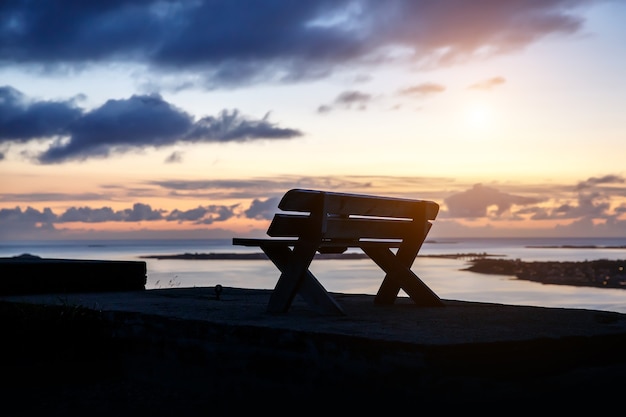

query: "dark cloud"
left=0, top=206, right=57, bottom=224
left=186, top=110, right=300, bottom=142
left=0, top=88, right=303, bottom=163
left=123, top=203, right=165, bottom=221
left=318, top=90, right=373, bottom=112
left=444, top=183, right=542, bottom=218
left=575, top=175, right=625, bottom=191
left=552, top=216, right=626, bottom=238
left=0, top=0, right=598, bottom=88
left=0, top=86, right=82, bottom=142
left=0, top=206, right=58, bottom=238
left=334, top=91, right=372, bottom=106
left=317, top=105, right=332, bottom=114
left=0, top=201, right=239, bottom=241
left=58, top=203, right=164, bottom=222
left=166, top=205, right=237, bottom=224
left=530, top=175, right=625, bottom=221
left=445, top=176, right=626, bottom=222
left=467, top=76, right=506, bottom=90
left=165, top=151, right=183, bottom=163
left=538, top=174, right=626, bottom=220
left=244, top=197, right=281, bottom=220
left=0, top=201, right=234, bottom=229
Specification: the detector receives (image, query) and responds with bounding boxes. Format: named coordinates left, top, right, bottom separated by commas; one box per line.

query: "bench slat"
left=268, top=214, right=427, bottom=240
left=232, top=237, right=404, bottom=249
left=279, top=189, right=439, bottom=220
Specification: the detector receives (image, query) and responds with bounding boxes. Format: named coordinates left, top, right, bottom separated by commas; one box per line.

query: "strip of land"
left=139, top=252, right=626, bottom=290
left=464, top=258, right=626, bottom=290
left=139, top=252, right=369, bottom=260
left=138, top=252, right=499, bottom=260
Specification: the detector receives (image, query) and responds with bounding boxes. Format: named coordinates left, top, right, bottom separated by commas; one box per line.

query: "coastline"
left=138, top=251, right=626, bottom=291
left=464, top=258, right=626, bottom=290
left=138, top=251, right=502, bottom=260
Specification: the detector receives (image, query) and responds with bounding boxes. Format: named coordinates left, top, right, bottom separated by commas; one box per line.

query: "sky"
left=1, top=0, right=626, bottom=241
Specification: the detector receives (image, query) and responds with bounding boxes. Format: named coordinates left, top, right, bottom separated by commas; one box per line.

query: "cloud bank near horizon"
left=2, top=174, right=625, bottom=240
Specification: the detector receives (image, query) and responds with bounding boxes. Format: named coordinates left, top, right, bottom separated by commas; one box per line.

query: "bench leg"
left=363, top=246, right=444, bottom=307
left=371, top=241, right=418, bottom=304
left=261, top=243, right=346, bottom=315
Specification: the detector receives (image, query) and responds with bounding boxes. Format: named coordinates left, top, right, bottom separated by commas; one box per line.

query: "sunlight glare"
left=465, top=103, right=492, bottom=130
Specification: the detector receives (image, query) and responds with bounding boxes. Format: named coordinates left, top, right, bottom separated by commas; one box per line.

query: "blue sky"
left=1, top=0, right=626, bottom=240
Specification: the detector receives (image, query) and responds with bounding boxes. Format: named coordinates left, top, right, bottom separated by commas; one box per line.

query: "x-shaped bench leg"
left=260, top=243, right=346, bottom=315
left=363, top=246, right=444, bottom=307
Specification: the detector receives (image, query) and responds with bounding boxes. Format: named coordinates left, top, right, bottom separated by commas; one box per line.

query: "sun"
left=465, top=103, right=492, bottom=129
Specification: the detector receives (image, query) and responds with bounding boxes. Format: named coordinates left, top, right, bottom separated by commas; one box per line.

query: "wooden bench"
left=232, top=188, right=443, bottom=315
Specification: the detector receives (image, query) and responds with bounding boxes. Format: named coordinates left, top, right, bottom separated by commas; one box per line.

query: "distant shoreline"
left=138, top=251, right=626, bottom=291
left=138, top=243, right=626, bottom=261
left=138, top=252, right=500, bottom=261
left=464, top=258, right=626, bottom=290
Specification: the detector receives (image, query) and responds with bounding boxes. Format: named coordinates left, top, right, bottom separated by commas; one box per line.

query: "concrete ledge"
left=0, top=255, right=146, bottom=294
left=2, top=287, right=626, bottom=413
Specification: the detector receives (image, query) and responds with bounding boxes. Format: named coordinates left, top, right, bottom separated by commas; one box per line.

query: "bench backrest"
left=266, top=189, right=439, bottom=245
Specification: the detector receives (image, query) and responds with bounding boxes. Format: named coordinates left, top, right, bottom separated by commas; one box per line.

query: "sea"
left=2, top=237, right=625, bottom=314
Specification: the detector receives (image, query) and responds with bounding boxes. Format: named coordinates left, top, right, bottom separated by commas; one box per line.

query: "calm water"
left=1, top=237, right=625, bottom=314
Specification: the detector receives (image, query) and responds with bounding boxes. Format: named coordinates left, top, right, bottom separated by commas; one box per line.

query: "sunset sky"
left=1, top=0, right=626, bottom=241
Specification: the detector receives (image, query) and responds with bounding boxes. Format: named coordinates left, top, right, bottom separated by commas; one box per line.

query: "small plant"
left=154, top=276, right=181, bottom=288
left=168, top=275, right=181, bottom=287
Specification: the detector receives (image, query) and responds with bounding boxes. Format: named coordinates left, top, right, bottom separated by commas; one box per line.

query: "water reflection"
left=146, top=256, right=626, bottom=314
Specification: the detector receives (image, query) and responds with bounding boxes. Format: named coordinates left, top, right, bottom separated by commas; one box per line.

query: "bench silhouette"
left=233, top=188, right=443, bottom=315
